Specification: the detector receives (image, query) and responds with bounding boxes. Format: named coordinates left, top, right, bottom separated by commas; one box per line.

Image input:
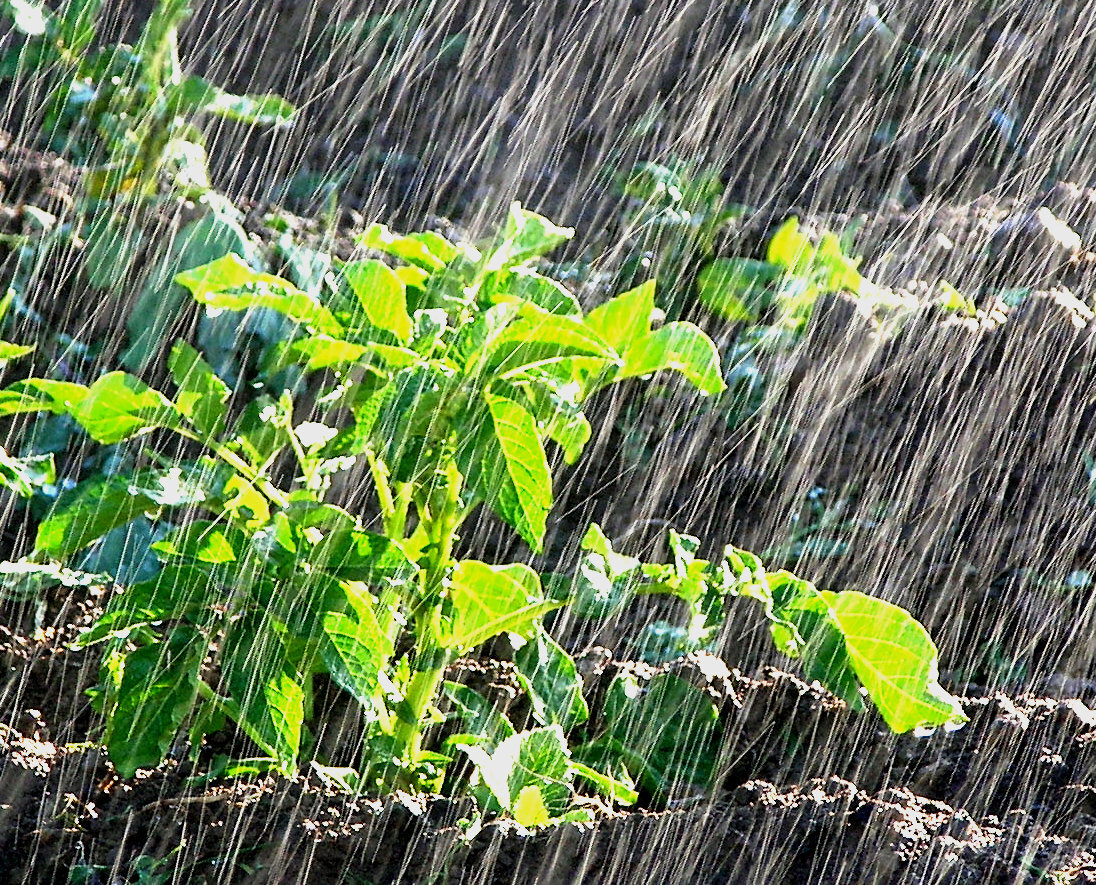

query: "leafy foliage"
left=0, top=203, right=963, bottom=825
left=0, top=0, right=295, bottom=200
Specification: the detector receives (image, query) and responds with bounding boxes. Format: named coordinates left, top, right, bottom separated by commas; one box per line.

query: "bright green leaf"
left=342, top=259, right=413, bottom=342
left=449, top=560, right=557, bottom=653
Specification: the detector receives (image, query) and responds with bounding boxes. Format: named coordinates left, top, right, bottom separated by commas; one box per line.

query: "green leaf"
left=484, top=268, right=581, bottom=315
left=585, top=281, right=657, bottom=354
left=173, top=75, right=296, bottom=126
left=485, top=306, right=618, bottom=377
left=601, top=673, right=720, bottom=795
left=696, top=259, right=781, bottom=322
left=513, top=627, right=588, bottom=729
left=1, top=0, right=49, bottom=35
left=356, top=223, right=451, bottom=271
left=169, top=341, right=229, bottom=438
left=342, top=259, right=413, bottom=342
left=84, top=214, right=143, bottom=291
left=0, top=340, right=33, bottom=367
left=153, top=521, right=242, bottom=564
left=72, top=564, right=215, bottom=648
left=310, top=523, right=417, bottom=584
left=521, top=382, right=590, bottom=464
left=443, top=682, right=516, bottom=747
left=223, top=613, right=304, bottom=773
left=470, top=393, right=553, bottom=550
left=0, top=446, right=52, bottom=498
left=570, top=760, right=638, bottom=806
left=819, top=591, right=967, bottom=732
left=35, top=470, right=199, bottom=559
left=106, top=624, right=205, bottom=778
left=618, top=322, right=725, bottom=396
left=564, top=524, right=641, bottom=620
left=767, top=217, right=815, bottom=275
left=122, top=210, right=262, bottom=373
left=68, top=372, right=180, bottom=444
left=176, top=253, right=343, bottom=336
left=483, top=203, right=574, bottom=271
left=448, top=560, right=558, bottom=653
left=459, top=725, right=573, bottom=822
left=0, top=378, right=88, bottom=417
left=278, top=335, right=370, bottom=371
left=321, top=582, right=392, bottom=712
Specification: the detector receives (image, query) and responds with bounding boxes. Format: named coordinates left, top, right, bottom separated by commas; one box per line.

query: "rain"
left=2, top=0, right=1096, bottom=882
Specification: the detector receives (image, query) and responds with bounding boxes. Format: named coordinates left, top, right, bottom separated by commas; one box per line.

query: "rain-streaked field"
left=3, top=2, right=1096, bottom=882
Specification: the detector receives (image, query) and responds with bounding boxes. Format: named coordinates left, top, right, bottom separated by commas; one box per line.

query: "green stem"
left=388, top=462, right=462, bottom=771
left=174, top=426, right=289, bottom=509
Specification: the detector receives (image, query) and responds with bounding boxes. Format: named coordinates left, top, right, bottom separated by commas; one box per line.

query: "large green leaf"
left=513, top=627, right=588, bottom=729
left=485, top=306, right=618, bottom=377
left=696, top=258, right=780, bottom=322
left=485, top=268, right=581, bottom=315
left=585, top=281, right=657, bottom=354
left=84, top=214, right=143, bottom=291
left=309, top=523, right=417, bottom=584
left=169, top=341, right=229, bottom=439
left=483, top=203, right=573, bottom=271
left=618, top=322, right=725, bottom=396
left=458, top=725, right=573, bottom=825
left=448, top=560, right=558, bottom=653
left=174, top=75, right=296, bottom=126
left=342, top=259, right=412, bottom=342
left=176, top=253, right=342, bottom=336
left=70, top=372, right=181, bottom=444
left=223, top=613, right=305, bottom=773
left=356, top=223, right=454, bottom=271
left=600, top=672, right=720, bottom=795
left=0, top=378, right=88, bottom=417
left=472, top=393, right=553, bottom=551
left=106, top=625, right=205, bottom=778
left=73, top=564, right=216, bottom=648
left=35, top=468, right=204, bottom=559
left=819, top=591, right=967, bottom=732
left=122, top=210, right=262, bottom=372
left=321, top=582, right=392, bottom=713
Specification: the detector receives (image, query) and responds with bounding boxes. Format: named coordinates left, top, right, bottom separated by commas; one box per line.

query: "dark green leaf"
left=173, top=75, right=296, bottom=126
left=169, top=341, right=229, bottom=438
left=513, top=627, right=588, bottom=729
left=106, top=624, right=205, bottom=777
left=443, top=682, right=515, bottom=748
left=222, top=612, right=305, bottom=773
left=601, top=672, right=720, bottom=796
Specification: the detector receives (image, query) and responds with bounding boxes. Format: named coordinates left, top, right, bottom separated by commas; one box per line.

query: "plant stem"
left=388, top=461, right=462, bottom=772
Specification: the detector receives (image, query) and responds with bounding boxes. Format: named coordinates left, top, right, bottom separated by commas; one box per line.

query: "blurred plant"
left=613, top=160, right=748, bottom=318
left=0, top=0, right=295, bottom=201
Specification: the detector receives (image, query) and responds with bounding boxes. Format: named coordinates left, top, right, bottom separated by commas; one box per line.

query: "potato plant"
left=0, top=0, right=295, bottom=199
left=0, top=205, right=964, bottom=819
